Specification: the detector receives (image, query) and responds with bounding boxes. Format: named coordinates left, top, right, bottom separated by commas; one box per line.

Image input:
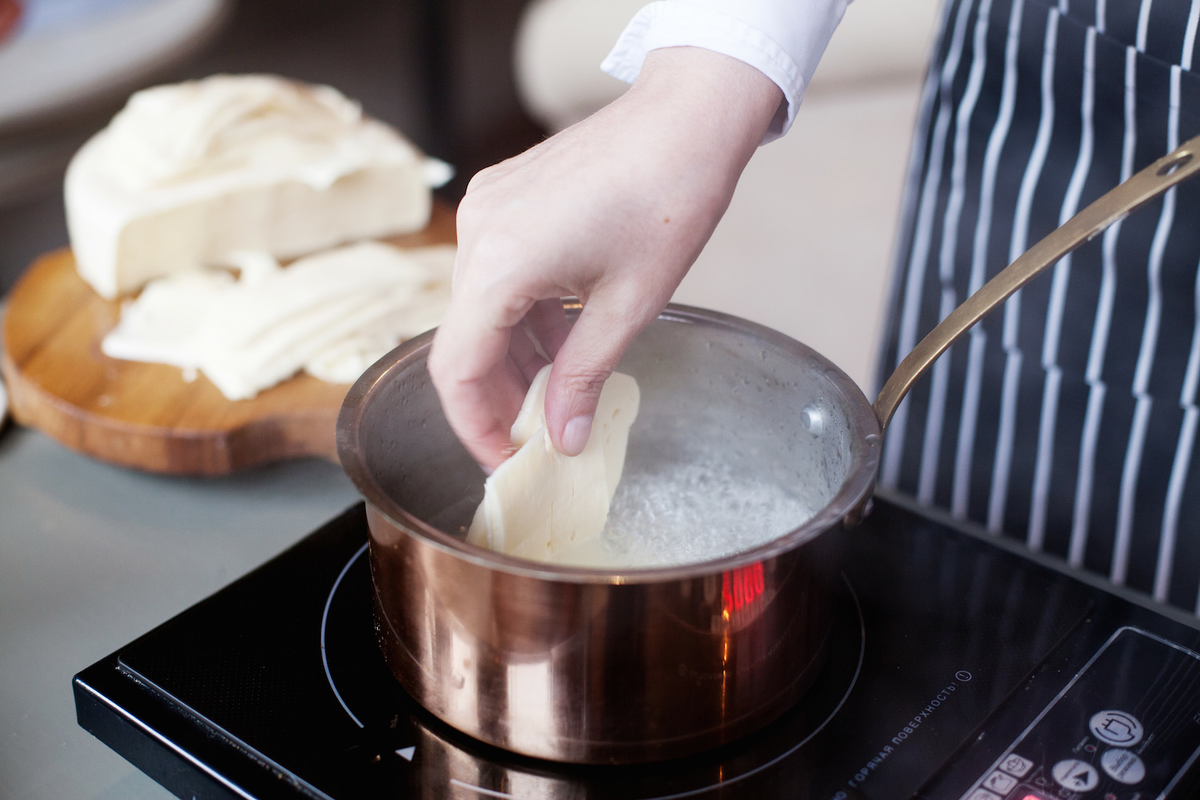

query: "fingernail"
left=561, top=415, right=593, bottom=456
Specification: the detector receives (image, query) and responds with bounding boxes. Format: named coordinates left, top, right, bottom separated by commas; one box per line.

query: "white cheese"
left=466, top=365, right=640, bottom=568
left=101, top=241, right=455, bottom=400
left=66, top=74, right=452, bottom=298
left=103, top=269, right=235, bottom=370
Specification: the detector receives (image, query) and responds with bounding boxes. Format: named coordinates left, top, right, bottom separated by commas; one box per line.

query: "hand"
left=428, top=46, right=782, bottom=470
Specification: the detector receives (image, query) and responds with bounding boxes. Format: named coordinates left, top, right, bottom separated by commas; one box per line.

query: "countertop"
left=0, top=420, right=362, bottom=799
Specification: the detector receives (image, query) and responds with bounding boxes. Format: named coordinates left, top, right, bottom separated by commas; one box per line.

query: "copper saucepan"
left=337, top=135, right=1200, bottom=764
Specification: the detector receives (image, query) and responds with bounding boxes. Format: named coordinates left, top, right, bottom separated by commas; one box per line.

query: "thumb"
left=543, top=295, right=655, bottom=456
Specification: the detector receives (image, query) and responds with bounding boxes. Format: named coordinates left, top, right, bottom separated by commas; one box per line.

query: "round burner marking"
left=321, top=547, right=866, bottom=799
left=449, top=575, right=866, bottom=800
left=321, top=541, right=368, bottom=729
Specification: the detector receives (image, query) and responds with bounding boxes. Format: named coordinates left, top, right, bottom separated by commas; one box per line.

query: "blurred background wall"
left=0, top=0, right=941, bottom=390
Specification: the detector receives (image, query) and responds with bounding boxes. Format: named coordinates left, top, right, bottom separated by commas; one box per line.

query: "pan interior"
left=356, top=313, right=866, bottom=568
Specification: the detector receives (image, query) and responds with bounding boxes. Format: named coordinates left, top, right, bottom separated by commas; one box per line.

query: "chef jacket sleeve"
left=600, top=0, right=851, bottom=142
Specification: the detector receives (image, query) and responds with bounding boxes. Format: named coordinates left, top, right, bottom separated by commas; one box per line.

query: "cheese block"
left=466, top=365, right=640, bottom=568
left=65, top=74, right=452, bottom=298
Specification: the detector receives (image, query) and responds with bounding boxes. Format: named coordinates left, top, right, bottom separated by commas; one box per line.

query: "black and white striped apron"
left=877, top=0, right=1200, bottom=614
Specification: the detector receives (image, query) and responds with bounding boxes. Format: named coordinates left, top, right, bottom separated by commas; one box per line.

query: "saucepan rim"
left=336, top=302, right=882, bottom=585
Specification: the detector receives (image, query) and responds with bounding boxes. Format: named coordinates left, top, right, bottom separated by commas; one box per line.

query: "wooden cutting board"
left=0, top=201, right=456, bottom=475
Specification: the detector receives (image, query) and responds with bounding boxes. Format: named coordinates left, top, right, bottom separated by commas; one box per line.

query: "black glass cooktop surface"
left=74, top=496, right=1200, bottom=800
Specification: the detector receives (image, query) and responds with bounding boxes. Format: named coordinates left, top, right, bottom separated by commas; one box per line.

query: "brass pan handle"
left=873, top=132, right=1200, bottom=432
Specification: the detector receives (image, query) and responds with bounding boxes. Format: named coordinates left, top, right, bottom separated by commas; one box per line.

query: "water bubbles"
left=600, top=456, right=816, bottom=568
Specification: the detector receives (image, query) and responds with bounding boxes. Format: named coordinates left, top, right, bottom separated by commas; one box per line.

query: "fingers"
left=429, top=290, right=540, bottom=470
left=431, top=207, right=566, bottom=468
left=429, top=339, right=526, bottom=471
left=510, top=318, right=552, bottom=384
left=523, top=297, right=571, bottom=361
left=543, top=289, right=657, bottom=456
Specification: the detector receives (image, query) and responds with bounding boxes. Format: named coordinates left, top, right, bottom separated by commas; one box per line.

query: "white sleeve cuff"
left=600, top=0, right=849, bottom=142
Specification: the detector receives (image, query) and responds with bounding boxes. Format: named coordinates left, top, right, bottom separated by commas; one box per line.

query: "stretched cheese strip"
left=102, top=269, right=234, bottom=370
left=466, top=365, right=640, bottom=568
left=101, top=241, right=455, bottom=399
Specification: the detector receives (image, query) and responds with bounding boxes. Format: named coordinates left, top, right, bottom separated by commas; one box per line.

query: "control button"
left=982, top=770, right=1018, bottom=794
left=960, top=789, right=1000, bottom=800
left=1051, top=759, right=1099, bottom=792
left=1089, top=710, right=1144, bottom=747
left=1100, top=748, right=1146, bottom=784
left=999, top=753, right=1034, bottom=777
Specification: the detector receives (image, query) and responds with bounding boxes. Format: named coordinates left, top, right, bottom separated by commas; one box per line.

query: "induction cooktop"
left=74, top=495, right=1200, bottom=799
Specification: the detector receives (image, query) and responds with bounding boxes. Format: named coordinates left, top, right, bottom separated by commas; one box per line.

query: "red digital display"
left=721, top=563, right=765, bottom=614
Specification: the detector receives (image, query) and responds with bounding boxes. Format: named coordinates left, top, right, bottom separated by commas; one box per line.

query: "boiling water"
left=429, top=456, right=821, bottom=569
left=600, top=456, right=817, bottom=568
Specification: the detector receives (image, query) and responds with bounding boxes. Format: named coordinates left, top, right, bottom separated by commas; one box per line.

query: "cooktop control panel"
left=958, top=627, right=1200, bottom=800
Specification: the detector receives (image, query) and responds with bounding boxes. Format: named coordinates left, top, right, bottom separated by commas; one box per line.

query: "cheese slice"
left=466, top=365, right=640, bottom=568
left=101, top=241, right=455, bottom=400
left=65, top=74, right=452, bottom=298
